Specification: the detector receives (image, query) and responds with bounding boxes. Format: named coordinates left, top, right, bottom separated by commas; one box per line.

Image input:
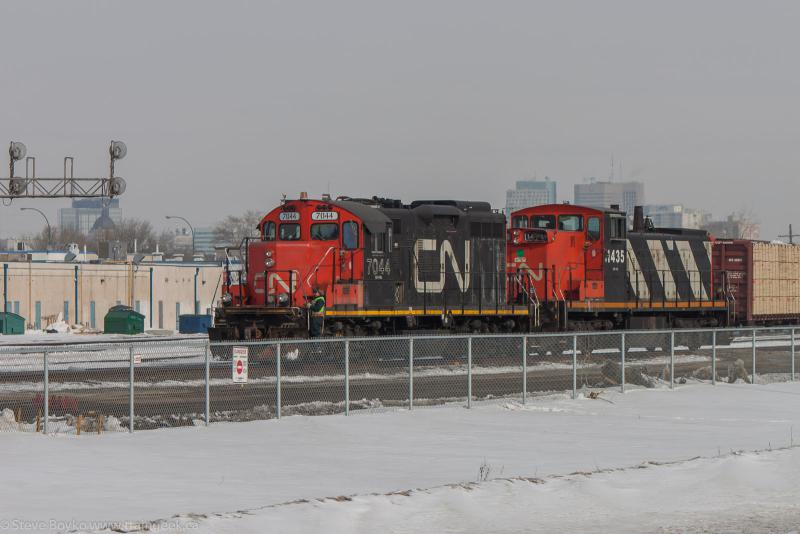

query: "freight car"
left=507, top=204, right=729, bottom=330
left=210, top=194, right=524, bottom=340
left=713, top=240, right=800, bottom=325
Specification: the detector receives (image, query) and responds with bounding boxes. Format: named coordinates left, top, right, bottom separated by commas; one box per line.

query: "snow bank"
left=4, top=382, right=800, bottom=532
left=154, top=448, right=800, bottom=534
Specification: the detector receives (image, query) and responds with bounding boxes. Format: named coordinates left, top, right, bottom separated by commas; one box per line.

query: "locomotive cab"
left=211, top=195, right=370, bottom=339
left=508, top=204, right=617, bottom=304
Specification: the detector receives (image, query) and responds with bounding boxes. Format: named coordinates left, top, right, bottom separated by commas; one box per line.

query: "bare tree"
left=701, top=208, right=760, bottom=240
left=731, top=208, right=760, bottom=239
left=30, top=225, right=89, bottom=250
left=104, top=218, right=157, bottom=252
left=213, top=210, right=262, bottom=246
left=156, top=229, right=177, bottom=255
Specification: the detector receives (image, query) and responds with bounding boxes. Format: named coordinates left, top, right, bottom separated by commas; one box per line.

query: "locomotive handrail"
left=305, top=246, right=336, bottom=290
left=515, top=270, right=541, bottom=328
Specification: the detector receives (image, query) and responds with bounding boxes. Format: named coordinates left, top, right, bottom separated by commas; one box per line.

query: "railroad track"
left=0, top=344, right=795, bottom=428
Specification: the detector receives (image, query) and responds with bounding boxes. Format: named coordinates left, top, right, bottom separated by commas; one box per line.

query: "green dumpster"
left=104, top=305, right=145, bottom=335
left=0, top=312, right=25, bottom=335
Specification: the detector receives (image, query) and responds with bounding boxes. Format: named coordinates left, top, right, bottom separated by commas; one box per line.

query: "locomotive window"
left=311, top=223, right=339, bottom=241
left=511, top=216, right=528, bottom=228
left=531, top=215, right=556, bottom=229
left=262, top=221, right=276, bottom=241
left=343, top=221, right=359, bottom=250
left=279, top=223, right=301, bottom=241
left=558, top=215, right=584, bottom=231
left=371, top=232, right=386, bottom=253
left=610, top=216, right=626, bottom=240
left=587, top=217, right=600, bottom=241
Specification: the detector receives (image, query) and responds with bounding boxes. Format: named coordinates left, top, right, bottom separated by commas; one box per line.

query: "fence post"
left=276, top=343, right=282, bottom=419
left=572, top=334, right=577, bottom=399
left=128, top=346, right=135, bottom=433
left=751, top=329, right=757, bottom=384
left=791, top=328, right=794, bottom=381
left=711, top=330, right=717, bottom=386
left=344, top=340, right=350, bottom=416
left=204, top=341, right=210, bottom=426
left=620, top=332, right=626, bottom=393
left=408, top=338, right=414, bottom=410
left=43, top=351, right=49, bottom=435
left=669, top=331, right=675, bottom=390
left=467, top=336, right=472, bottom=408
left=522, top=336, right=527, bottom=404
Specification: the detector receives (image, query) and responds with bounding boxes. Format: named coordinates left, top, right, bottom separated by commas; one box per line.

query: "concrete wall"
left=2, top=261, right=223, bottom=331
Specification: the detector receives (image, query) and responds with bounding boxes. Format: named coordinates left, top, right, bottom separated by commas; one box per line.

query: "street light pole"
left=20, top=207, right=51, bottom=251
left=165, top=215, right=195, bottom=258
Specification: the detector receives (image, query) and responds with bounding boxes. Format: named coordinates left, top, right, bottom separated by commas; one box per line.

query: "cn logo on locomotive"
left=413, top=239, right=471, bottom=293
left=252, top=271, right=299, bottom=295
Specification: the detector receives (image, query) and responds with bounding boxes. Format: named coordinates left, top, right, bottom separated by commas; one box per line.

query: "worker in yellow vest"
left=307, top=288, right=326, bottom=337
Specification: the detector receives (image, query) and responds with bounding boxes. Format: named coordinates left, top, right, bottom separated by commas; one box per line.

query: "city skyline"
left=7, top=170, right=768, bottom=243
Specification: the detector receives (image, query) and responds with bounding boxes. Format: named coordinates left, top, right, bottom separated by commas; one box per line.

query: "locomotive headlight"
left=222, top=292, right=233, bottom=305
left=265, top=258, right=275, bottom=268
left=276, top=293, right=289, bottom=306
left=265, top=251, right=273, bottom=258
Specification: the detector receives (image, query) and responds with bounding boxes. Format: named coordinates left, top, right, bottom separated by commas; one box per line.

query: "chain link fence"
left=0, top=327, right=797, bottom=434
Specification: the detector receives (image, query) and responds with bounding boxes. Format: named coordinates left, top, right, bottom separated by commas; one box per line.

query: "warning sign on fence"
left=232, top=346, right=248, bottom=384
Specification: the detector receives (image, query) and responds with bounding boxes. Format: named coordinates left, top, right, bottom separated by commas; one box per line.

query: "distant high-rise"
left=505, top=178, right=557, bottom=218
left=59, top=198, right=122, bottom=235
left=574, top=180, right=644, bottom=215
left=193, top=227, right=217, bottom=256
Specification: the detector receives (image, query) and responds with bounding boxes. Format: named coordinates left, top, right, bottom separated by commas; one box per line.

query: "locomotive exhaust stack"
left=632, top=206, right=645, bottom=232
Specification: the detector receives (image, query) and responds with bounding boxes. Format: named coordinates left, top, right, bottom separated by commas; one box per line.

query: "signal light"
left=109, top=141, right=127, bottom=160
left=9, top=142, right=26, bottom=161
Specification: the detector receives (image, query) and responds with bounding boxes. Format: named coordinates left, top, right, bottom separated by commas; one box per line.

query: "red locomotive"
left=211, top=193, right=517, bottom=340
left=507, top=204, right=728, bottom=330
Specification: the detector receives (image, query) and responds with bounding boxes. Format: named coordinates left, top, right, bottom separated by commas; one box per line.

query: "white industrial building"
left=0, top=259, right=222, bottom=332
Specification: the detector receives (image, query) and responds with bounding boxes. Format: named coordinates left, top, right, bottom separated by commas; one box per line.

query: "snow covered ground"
left=169, top=449, right=800, bottom=534
left=3, top=381, right=800, bottom=533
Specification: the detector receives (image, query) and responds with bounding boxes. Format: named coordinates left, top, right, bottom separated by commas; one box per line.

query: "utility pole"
left=779, top=224, right=796, bottom=245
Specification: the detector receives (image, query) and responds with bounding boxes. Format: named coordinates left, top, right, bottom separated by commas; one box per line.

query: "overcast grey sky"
left=1, top=1, right=798, bottom=239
